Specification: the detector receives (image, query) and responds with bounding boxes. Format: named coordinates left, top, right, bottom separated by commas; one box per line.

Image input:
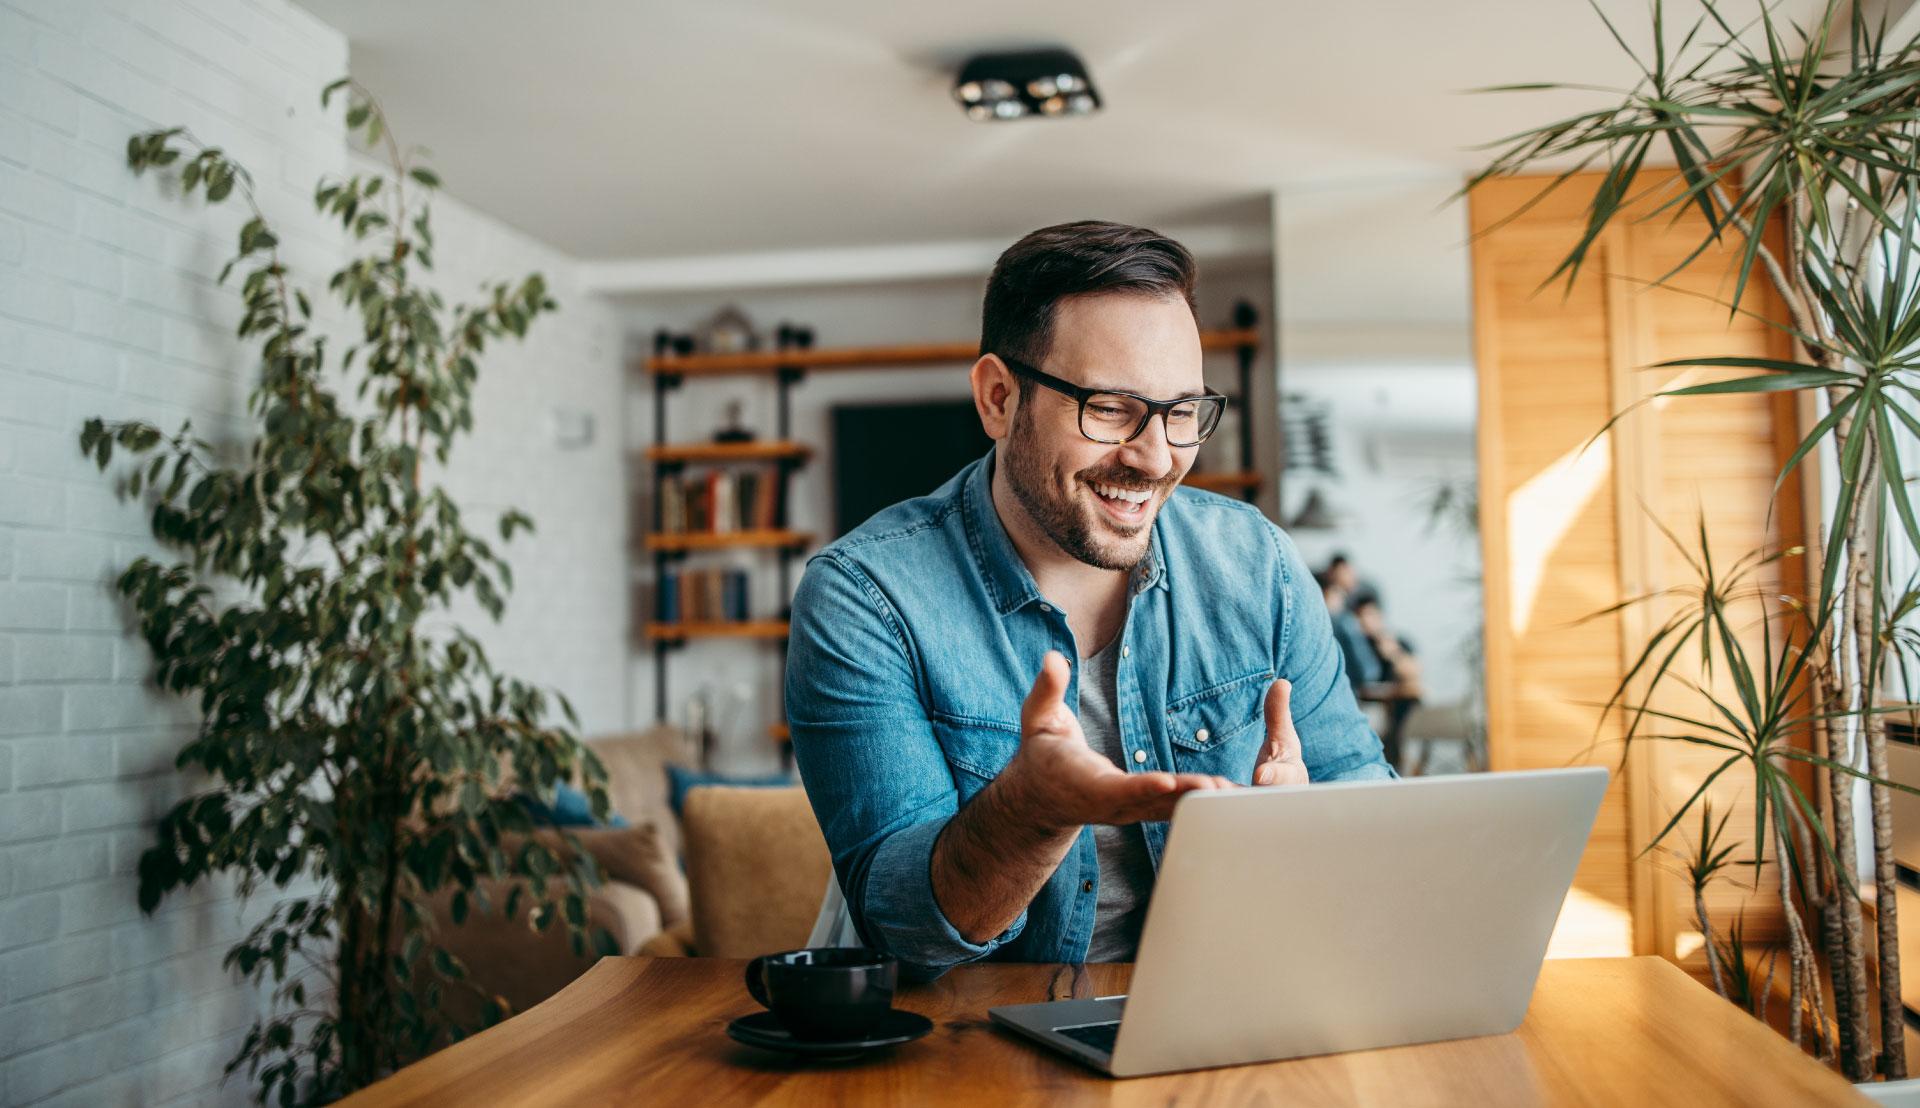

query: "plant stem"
left=1819, top=468, right=1875, bottom=1076
left=1854, top=426, right=1908, bottom=1077
left=1697, top=888, right=1731, bottom=1000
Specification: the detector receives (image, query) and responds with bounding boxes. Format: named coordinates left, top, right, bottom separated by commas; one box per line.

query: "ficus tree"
left=1466, top=0, right=1920, bottom=1080
left=85, top=79, right=613, bottom=1104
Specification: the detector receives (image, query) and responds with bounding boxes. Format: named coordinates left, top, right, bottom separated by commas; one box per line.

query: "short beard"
left=1002, top=404, right=1171, bottom=572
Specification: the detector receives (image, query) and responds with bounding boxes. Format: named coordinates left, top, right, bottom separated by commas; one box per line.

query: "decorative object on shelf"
left=715, top=397, right=756, bottom=443
left=953, top=47, right=1101, bottom=122
left=701, top=304, right=760, bottom=355
left=775, top=321, right=816, bottom=351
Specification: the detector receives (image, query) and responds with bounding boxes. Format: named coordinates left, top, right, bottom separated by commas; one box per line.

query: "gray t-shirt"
left=1077, top=637, right=1157, bottom=961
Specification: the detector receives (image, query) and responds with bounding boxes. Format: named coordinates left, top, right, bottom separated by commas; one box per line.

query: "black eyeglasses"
left=998, top=356, right=1227, bottom=447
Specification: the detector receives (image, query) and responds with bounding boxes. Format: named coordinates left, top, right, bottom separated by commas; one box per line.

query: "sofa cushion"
left=588, top=727, right=697, bottom=849
left=531, top=820, right=689, bottom=929
left=665, top=764, right=793, bottom=819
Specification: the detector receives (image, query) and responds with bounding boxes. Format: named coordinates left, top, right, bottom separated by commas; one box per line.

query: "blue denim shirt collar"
left=961, top=448, right=1167, bottom=619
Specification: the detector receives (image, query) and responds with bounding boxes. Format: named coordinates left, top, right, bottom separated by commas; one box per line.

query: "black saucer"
left=726, top=1009, right=934, bottom=1058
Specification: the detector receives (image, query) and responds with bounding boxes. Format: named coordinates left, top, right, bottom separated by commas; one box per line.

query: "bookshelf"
left=644, top=529, right=812, bottom=553
left=636, top=303, right=1267, bottom=754
left=644, top=441, right=812, bottom=464
left=644, top=328, right=1260, bottom=377
left=645, top=620, right=791, bottom=643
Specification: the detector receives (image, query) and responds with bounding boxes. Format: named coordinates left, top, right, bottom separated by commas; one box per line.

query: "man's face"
left=999, top=293, right=1206, bottom=571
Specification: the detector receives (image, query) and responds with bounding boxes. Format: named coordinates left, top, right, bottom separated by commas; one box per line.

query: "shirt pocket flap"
left=1166, top=672, right=1271, bottom=753
left=930, top=714, right=1023, bottom=783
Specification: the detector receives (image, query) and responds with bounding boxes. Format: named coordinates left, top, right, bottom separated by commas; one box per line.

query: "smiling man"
left=786, top=221, right=1393, bottom=980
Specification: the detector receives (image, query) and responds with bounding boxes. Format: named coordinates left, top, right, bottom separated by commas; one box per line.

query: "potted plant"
left=86, top=80, right=612, bottom=1104
left=1465, top=0, right=1920, bottom=1079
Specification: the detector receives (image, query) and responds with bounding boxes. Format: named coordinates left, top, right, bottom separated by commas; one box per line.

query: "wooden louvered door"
left=1471, top=172, right=1806, bottom=960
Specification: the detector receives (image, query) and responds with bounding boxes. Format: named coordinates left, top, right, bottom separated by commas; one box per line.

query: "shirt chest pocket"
left=1165, top=672, right=1271, bottom=781
left=929, top=715, right=1022, bottom=803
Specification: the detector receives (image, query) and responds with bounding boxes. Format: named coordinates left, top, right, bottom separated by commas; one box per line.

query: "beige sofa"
left=425, top=728, right=698, bottom=1017
left=427, top=728, right=838, bottom=1021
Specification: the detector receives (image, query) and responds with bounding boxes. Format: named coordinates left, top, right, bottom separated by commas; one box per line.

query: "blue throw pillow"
left=516, top=782, right=630, bottom=828
left=665, top=764, right=794, bottom=819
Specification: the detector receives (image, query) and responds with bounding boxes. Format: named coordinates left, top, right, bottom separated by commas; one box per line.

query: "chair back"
left=682, top=785, right=834, bottom=958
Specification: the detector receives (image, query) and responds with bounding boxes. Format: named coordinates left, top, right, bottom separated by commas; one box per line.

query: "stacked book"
left=657, top=468, right=781, bottom=534
left=655, top=566, right=753, bottom=624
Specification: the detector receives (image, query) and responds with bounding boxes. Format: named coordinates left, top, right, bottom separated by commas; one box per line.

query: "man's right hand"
left=999, top=650, right=1233, bottom=832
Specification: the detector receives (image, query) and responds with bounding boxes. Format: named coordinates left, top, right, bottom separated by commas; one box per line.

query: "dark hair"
left=981, top=221, right=1199, bottom=398
left=1351, top=590, right=1381, bottom=613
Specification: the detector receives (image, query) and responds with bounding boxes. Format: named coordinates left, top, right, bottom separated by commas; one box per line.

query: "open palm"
left=1008, top=651, right=1232, bottom=828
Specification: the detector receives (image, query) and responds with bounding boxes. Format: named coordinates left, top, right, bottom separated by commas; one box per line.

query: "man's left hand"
left=1252, top=679, right=1309, bottom=786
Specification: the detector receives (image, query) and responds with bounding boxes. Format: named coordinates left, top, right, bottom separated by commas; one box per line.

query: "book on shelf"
left=653, top=466, right=782, bottom=535
left=653, top=566, right=754, bottom=624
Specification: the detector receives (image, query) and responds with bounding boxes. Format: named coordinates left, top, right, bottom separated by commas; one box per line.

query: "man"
left=787, top=221, right=1392, bottom=981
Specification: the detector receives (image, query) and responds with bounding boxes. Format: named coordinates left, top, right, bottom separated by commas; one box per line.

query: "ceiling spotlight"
left=952, top=48, right=1101, bottom=122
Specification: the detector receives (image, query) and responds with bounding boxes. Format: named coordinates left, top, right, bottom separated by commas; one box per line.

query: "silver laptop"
left=988, top=766, right=1608, bottom=1077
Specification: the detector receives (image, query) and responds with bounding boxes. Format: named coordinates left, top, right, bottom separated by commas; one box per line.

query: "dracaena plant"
left=1466, top=0, right=1920, bottom=1081
left=85, top=79, right=614, bottom=1105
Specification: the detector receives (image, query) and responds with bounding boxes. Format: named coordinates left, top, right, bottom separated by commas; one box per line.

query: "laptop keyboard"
left=1056, top=1021, right=1120, bottom=1055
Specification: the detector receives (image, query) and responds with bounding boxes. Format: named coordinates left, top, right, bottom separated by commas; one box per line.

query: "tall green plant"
left=86, top=80, right=612, bottom=1104
left=1465, top=0, right=1920, bottom=1079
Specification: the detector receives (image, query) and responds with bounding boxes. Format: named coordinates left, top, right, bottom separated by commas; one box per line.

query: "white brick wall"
left=0, top=1, right=624, bottom=1103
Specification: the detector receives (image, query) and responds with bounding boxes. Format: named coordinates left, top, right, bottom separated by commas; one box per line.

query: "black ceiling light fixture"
left=952, top=48, right=1102, bottom=122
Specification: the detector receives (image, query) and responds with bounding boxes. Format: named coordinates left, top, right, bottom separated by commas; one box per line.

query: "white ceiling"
left=295, top=0, right=1849, bottom=264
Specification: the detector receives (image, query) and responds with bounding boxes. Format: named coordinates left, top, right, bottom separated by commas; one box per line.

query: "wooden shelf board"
left=1185, top=470, right=1264, bottom=493
left=644, top=328, right=1260, bottom=377
left=643, top=441, right=812, bottom=464
left=644, top=529, right=812, bottom=552
left=645, top=620, right=790, bottom=641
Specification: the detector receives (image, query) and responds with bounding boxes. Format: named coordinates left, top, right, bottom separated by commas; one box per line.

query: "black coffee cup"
left=744, top=947, right=898, bottom=1041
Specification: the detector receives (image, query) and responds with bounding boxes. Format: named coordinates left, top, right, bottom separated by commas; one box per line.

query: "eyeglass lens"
left=1080, top=393, right=1223, bottom=446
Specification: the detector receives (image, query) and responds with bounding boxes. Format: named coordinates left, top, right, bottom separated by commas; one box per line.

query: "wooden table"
left=343, top=956, right=1869, bottom=1106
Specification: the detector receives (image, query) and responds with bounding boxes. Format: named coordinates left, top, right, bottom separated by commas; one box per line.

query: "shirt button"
left=1133, top=749, right=1147, bottom=764
left=1195, top=728, right=1210, bottom=743
left=1082, top=879, right=1094, bottom=894
left=1121, top=645, right=1130, bottom=658
left=1039, top=603, right=1053, bottom=613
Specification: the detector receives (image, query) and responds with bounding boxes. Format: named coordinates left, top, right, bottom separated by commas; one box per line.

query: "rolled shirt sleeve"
left=785, top=554, right=1025, bottom=979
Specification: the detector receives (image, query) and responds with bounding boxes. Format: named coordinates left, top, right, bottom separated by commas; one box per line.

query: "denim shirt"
left=786, top=451, right=1393, bottom=980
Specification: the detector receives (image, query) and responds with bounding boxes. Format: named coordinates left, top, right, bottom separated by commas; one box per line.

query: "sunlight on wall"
left=1507, top=432, right=1614, bottom=637
left=1546, top=887, right=1636, bottom=958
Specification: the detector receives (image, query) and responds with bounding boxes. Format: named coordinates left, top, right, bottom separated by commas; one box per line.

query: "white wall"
left=1273, top=179, right=1482, bottom=712
left=0, top=1, right=621, bottom=1103
left=617, top=257, right=1275, bottom=771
